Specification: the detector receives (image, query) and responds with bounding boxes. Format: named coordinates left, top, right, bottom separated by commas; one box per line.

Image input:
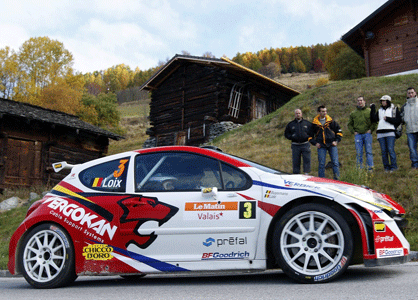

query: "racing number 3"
left=239, top=201, right=256, bottom=219
left=113, top=159, right=129, bottom=178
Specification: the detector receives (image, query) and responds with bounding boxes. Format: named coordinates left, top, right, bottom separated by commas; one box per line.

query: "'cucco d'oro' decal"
left=83, top=244, right=114, bottom=261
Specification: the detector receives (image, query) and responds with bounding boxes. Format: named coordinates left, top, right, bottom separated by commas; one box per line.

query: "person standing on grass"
left=311, top=105, right=343, bottom=179
left=370, top=95, right=401, bottom=172
left=348, top=96, right=376, bottom=171
left=401, top=87, right=418, bottom=169
left=284, top=109, right=313, bottom=175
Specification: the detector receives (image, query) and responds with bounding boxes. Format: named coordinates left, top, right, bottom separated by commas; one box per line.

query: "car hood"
left=256, top=173, right=402, bottom=214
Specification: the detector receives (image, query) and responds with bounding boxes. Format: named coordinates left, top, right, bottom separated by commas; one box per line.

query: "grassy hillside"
left=277, top=72, right=329, bottom=92
left=109, top=99, right=150, bottom=154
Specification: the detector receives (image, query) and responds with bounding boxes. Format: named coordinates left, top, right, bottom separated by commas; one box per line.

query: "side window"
left=79, top=157, right=130, bottom=192
left=221, top=162, right=251, bottom=190
left=135, top=152, right=222, bottom=192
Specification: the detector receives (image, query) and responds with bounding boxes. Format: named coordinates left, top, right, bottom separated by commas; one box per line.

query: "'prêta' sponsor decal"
left=375, top=235, right=394, bottom=243
left=203, top=237, right=247, bottom=247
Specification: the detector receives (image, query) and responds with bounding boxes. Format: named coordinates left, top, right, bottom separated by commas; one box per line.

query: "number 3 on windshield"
left=114, top=159, right=129, bottom=178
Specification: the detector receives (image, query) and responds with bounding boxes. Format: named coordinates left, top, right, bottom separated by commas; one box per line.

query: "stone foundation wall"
left=142, top=121, right=242, bottom=148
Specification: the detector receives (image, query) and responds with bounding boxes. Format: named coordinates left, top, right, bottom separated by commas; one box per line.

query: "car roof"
left=134, top=146, right=251, bottom=168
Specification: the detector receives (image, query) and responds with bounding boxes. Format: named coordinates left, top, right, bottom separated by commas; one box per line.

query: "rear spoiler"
left=52, top=161, right=75, bottom=173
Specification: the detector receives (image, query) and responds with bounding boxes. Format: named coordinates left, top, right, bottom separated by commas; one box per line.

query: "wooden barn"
left=342, top=0, right=418, bottom=77
left=140, top=55, right=299, bottom=146
left=0, top=98, right=122, bottom=190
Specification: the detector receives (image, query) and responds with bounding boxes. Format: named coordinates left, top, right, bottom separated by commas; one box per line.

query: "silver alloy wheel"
left=280, top=211, right=344, bottom=275
left=23, top=229, right=67, bottom=283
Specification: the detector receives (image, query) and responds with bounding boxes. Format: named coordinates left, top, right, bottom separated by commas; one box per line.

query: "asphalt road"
left=1, top=262, right=417, bottom=300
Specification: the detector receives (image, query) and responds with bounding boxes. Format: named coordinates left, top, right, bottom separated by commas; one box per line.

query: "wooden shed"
left=140, top=55, right=299, bottom=146
left=0, top=98, right=122, bottom=190
left=342, top=0, right=418, bottom=77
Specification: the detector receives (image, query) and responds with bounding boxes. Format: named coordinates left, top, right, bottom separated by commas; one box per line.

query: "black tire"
left=273, top=204, right=353, bottom=283
left=18, top=223, right=77, bottom=288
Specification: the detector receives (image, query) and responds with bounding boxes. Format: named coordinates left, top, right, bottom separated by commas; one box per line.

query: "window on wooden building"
left=228, top=84, right=244, bottom=118
left=394, top=15, right=408, bottom=26
left=255, top=98, right=266, bottom=119
left=383, top=44, right=403, bottom=63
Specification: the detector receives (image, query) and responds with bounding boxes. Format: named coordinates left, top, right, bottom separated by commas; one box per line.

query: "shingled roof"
left=341, top=0, right=403, bottom=57
left=0, top=98, right=123, bottom=140
left=139, top=54, right=300, bottom=97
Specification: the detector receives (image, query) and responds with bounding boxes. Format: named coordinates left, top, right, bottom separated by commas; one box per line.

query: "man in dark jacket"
left=311, top=105, right=343, bottom=179
left=285, top=109, right=313, bottom=174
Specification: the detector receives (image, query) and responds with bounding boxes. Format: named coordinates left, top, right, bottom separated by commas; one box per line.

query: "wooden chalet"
left=140, top=55, right=299, bottom=146
left=342, top=0, right=418, bottom=77
left=0, top=98, right=122, bottom=190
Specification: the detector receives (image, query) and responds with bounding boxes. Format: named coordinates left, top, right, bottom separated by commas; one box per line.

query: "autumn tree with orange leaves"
left=0, top=37, right=121, bottom=133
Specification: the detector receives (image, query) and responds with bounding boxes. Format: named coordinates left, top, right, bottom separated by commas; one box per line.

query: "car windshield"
left=218, top=152, right=284, bottom=175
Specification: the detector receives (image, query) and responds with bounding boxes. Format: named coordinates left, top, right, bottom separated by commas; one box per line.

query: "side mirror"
left=201, top=187, right=218, bottom=200
left=52, top=161, right=75, bottom=173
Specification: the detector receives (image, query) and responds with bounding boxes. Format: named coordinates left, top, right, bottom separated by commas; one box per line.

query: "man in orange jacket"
left=310, top=105, right=343, bottom=179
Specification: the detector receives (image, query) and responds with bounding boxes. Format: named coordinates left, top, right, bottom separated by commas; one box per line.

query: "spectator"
left=370, top=95, right=401, bottom=172
left=401, top=87, right=418, bottom=169
left=284, top=109, right=313, bottom=174
left=311, top=105, right=343, bottom=179
left=348, top=96, right=376, bottom=171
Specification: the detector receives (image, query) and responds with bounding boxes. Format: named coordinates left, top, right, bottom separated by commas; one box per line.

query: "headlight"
left=325, top=184, right=399, bottom=214
left=370, top=192, right=399, bottom=213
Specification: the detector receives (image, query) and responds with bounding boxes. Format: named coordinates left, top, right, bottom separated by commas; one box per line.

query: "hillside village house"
left=342, top=0, right=418, bottom=77
left=0, top=98, right=122, bottom=190
left=139, top=54, right=299, bottom=146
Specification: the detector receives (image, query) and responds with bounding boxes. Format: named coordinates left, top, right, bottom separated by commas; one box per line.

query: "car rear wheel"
left=19, top=223, right=77, bottom=289
left=273, top=203, right=353, bottom=283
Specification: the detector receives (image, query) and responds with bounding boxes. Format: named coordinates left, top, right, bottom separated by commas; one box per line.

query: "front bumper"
left=364, top=254, right=410, bottom=267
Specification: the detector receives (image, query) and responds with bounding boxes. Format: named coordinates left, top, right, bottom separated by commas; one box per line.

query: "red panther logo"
left=118, top=196, right=178, bottom=249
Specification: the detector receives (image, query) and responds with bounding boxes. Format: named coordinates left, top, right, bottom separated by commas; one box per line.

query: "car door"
left=121, top=151, right=262, bottom=265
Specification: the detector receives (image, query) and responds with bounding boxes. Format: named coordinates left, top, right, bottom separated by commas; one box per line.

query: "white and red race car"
left=8, top=146, right=410, bottom=288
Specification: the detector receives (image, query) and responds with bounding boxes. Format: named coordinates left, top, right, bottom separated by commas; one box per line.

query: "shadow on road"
left=70, top=265, right=405, bottom=288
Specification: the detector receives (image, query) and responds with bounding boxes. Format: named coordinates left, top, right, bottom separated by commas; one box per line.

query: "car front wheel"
left=273, top=203, right=353, bottom=283
left=18, top=223, right=77, bottom=289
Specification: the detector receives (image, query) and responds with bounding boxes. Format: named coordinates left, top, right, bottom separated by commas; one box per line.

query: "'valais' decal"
left=44, top=197, right=118, bottom=240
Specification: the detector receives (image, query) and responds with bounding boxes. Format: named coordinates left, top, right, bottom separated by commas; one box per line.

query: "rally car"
left=8, top=146, right=410, bottom=288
